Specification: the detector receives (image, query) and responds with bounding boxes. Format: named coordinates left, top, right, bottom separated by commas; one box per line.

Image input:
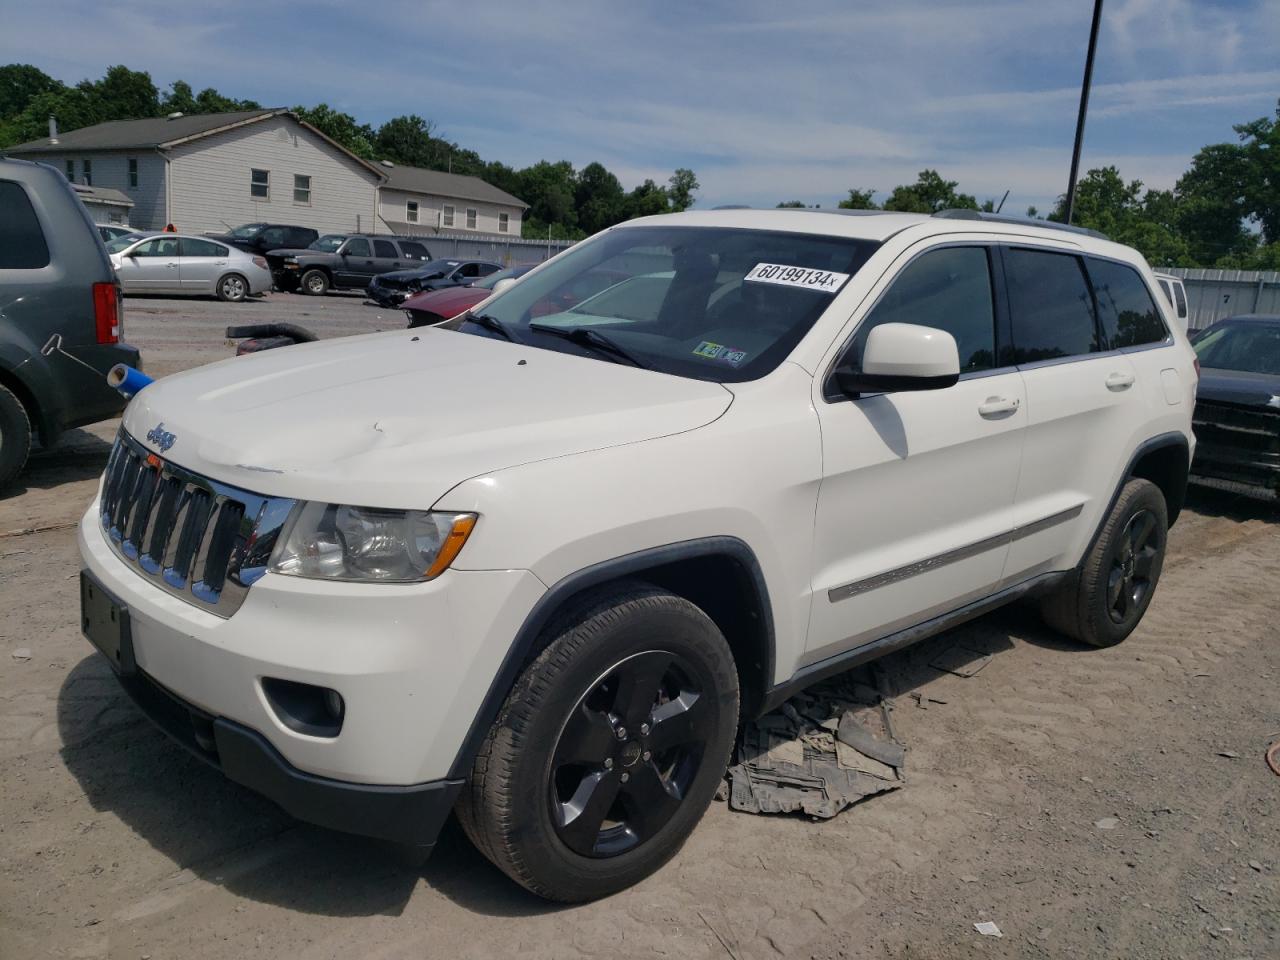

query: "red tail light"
left=93, top=282, right=120, bottom=344
left=253, top=256, right=268, bottom=269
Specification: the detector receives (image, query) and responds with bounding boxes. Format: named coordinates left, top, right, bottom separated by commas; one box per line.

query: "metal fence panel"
left=1163, top=268, right=1280, bottom=332
left=394, top=229, right=575, bottom=265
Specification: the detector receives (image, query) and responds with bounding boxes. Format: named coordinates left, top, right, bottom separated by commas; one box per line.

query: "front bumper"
left=77, top=501, right=546, bottom=835
left=366, top=282, right=409, bottom=306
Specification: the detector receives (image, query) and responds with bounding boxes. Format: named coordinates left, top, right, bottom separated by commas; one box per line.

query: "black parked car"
left=1190, top=314, right=1280, bottom=500
left=0, top=158, right=141, bottom=487
left=367, top=258, right=502, bottom=306
left=270, top=234, right=433, bottom=295
left=205, top=223, right=319, bottom=257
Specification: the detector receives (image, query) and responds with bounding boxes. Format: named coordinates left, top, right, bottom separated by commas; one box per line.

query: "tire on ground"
left=456, top=582, right=740, bottom=902
left=300, top=269, right=330, bottom=296
left=0, top=384, right=33, bottom=489
left=1041, top=477, right=1168, bottom=648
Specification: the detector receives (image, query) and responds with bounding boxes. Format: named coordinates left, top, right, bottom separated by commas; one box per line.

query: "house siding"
left=378, top=188, right=523, bottom=236
left=168, top=116, right=379, bottom=234
left=33, top=152, right=165, bottom=228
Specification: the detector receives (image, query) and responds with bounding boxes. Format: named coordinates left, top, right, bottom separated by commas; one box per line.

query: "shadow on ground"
left=1184, top=483, right=1280, bottom=523
left=1, top=428, right=114, bottom=503
left=55, top=654, right=568, bottom=919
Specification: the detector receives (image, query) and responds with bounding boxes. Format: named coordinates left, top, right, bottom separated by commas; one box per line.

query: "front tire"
left=216, top=273, right=248, bottom=302
left=457, top=584, right=739, bottom=902
left=300, top=269, right=330, bottom=296
left=1041, top=478, right=1168, bottom=647
left=0, top=384, right=33, bottom=489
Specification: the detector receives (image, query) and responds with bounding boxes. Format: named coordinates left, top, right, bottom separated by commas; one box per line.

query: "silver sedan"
left=106, top=234, right=272, bottom=301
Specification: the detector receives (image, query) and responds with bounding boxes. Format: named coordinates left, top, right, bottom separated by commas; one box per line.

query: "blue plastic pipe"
left=107, top=364, right=154, bottom=398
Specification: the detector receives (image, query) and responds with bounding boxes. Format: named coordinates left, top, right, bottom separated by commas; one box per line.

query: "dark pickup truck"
left=268, top=234, right=433, bottom=295
left=205, top=223, right=319, bottom=256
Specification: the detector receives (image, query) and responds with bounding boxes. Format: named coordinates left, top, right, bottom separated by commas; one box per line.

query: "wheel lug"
left=615, top=726, right=627, bottom=740
left=640, top=723, right=650, bottom=736
left=604, top=758, right=613, bottom=770
left=620, top=772, right=630, bottom=783
left=642, top=750, right=651, bottom=762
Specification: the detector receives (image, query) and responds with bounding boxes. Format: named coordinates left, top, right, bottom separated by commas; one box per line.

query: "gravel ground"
left=1, top=292, right=1278, bottom=959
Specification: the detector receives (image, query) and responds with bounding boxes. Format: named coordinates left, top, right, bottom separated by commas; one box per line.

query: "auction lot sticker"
left=745, top=263, right=850, bottom=292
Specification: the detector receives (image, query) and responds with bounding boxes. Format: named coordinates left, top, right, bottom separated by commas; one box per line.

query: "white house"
left=6, top=109, right=527, bottom=238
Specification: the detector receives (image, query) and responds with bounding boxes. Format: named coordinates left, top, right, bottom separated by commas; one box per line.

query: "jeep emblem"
left=146, top=423, right=176, bottom=453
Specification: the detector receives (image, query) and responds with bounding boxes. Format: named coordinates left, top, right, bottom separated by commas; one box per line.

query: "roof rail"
left=932, top=208, right=1109, bottom=241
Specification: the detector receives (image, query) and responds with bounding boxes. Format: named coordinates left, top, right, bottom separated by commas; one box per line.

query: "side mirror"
left=833, top=322, right=961, bottom=396
left=491, top=278, right=518, bottom=294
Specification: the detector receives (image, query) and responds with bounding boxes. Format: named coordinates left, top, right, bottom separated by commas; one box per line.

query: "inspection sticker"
left=745, top=263, right=850, bottom=292
left=693, top=340, right=726, bottom=359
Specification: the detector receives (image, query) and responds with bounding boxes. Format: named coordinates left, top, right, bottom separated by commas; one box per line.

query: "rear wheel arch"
left=0, top=366, right=51, bottom=444
left=1127, top=434, right=1189, bottom=526
left=447, top=537, right=775, bottom=780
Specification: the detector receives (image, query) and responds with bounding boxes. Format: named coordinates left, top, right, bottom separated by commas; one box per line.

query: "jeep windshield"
left=309, top=234, right=348, bottom=252
left=451, top=225, right=879, bottom=382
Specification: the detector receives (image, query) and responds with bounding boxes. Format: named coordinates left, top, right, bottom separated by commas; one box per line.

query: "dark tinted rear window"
left=0, top=180, right=51, bottom=269
left=398, top=240, right=430, bottom=260
left=1005, top=248, right=1099, bottom=363
left=1086, top=258, right=1167, bottom=348
left=373, top=239, right=398, bottom=258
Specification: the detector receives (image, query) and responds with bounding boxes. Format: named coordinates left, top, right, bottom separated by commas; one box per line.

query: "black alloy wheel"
left=1107, top=509, right=1160, bottom=624
left=549, top=650, right=711, bottom=858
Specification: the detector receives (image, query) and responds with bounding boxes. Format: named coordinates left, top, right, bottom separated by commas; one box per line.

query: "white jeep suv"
left=78, top=208, right=1197, bottom=901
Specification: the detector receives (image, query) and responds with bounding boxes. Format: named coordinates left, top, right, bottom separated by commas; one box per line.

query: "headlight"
left=269, top=503, right=477, bottom=582
left=283, top=256, right=298, bottom=264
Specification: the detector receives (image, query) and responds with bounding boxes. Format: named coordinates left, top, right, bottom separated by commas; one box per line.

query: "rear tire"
left=300, top=269, right=330, bottom=296
left=1041, top=478, right=1167, bottom=647
left=457, top=584, right=739, bottom=902
left=216, top=273, right=248, bottom=302
left=0, top=385, right=33, bottom=490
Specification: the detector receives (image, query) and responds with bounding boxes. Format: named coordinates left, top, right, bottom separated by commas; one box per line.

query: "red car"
left=402, top=264, right=629, bottom=327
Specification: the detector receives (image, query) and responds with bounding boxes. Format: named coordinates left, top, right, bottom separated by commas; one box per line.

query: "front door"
left=336, top=237, right=372, bottom=285
left=807, top=244, right=1027, bottom=663
left=116, top=237, right=181, bottom=294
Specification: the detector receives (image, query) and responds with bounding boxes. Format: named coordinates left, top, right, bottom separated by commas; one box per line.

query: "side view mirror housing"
left=833, top=322, right=961, bottom=397
left=491, top=277, right=518, bottom=294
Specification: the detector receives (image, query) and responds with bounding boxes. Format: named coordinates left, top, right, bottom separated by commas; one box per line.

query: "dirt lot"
left=2, top=292, right=1278, bottom=959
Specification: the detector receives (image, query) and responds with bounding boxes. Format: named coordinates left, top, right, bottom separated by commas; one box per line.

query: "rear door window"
left=1085, top=258, right=1168, bottom=348
left=0, top=180, right=51, bottom=269
left=180, top=238, right=228, bottom=258
left=1004, top=248, right=1100, bottom=363
left=259, top=227, right=287, bottom=248
left=373, top=239, right=398, bottom=259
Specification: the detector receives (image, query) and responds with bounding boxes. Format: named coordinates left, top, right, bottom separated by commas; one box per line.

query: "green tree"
left=520, top=160, right=579, bottom=229
left=1233, top=101, right=1280, bottom=244
left=575, top=162, right=626, bottom=234
left=293, top=103, right=375, bottom=159
left=776, top=200, right=807, bottom=208
left=373, top=114, right=436, bottom=168
left=837, top=188, right=878, bottom=210
left=667, top=167, right=699, bottom=211
left=882, top=170, right=978, bottom=213
left=625, top=179, right=670, bottom=219
left=0, top=64, right=61, bottom=119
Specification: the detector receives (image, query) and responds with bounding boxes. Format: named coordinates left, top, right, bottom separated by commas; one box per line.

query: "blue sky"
left=4, top=0, right=1278, bottom=215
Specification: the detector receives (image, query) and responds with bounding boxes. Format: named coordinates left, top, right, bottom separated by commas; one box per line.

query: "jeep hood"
left=121, top=328, right=733, bottom=508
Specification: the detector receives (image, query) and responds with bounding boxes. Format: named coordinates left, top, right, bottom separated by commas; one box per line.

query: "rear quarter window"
left=1086, top=258, right=1168, bottom=348
left=0, top=180, right=52, bottom=269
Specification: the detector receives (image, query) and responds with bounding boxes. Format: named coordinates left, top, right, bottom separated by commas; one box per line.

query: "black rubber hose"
left=225, top=323, right=318, bottom=342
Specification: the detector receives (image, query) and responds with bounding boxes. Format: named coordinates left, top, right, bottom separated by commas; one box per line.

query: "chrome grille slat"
left=98, top=430, right=296, bottom=618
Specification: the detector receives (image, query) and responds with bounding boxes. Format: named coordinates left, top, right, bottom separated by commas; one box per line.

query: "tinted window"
left=1193, top=322, right=1280, bottom=375
left=343, top=238, right=371, bottom=257
left=259, top=227, right=287, bottom=247
left=288, top=228, right=314, bottom=247
left=1174, top=282, right=1187, bottom=319
left=1086, top=258, right=1167, bottom=348
left=849, top=246, right=996, bottom=373
left=0, top=180, right=51, bottom=269
left=180, top=238, right=228, bottom=258
left=373, top=239, right=398, bottom=258
left=459, top=262, right=483, bottom=278
left=1005, top=248, right=1099, bottom=363
left=134, top=237, right=179, bottom=258
left=398, top=240, right=430, bottom=260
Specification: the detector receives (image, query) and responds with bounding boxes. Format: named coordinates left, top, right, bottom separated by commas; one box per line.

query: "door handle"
left=1106, top=372, right=1135, bottom=391
left=978, top=396, right=1021, bottom=418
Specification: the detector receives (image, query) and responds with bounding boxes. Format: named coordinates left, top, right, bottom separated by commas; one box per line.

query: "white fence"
left=1163, top=268, right=1280, bottom=332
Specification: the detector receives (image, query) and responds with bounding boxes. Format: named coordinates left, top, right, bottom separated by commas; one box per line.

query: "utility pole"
left=1064, top=0, right=1104, bottom=225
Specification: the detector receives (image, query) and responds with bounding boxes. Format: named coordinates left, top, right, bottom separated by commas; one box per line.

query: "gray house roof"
left=7, top=109, right=284, bottom=154
left=381, top=164, right=527, bottom=209
left=72, top=183, right=133, bottom=208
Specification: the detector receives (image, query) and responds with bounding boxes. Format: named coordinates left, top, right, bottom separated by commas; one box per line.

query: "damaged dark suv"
left=270, top=234, right=432, bottom=295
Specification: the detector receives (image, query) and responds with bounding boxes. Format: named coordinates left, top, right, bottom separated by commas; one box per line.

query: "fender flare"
left=446, top=536, right=775, bottom=780
left=1084, top=431, right=1190, bottom=561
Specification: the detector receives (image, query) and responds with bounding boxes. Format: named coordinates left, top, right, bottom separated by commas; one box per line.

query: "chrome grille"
left=99, top=431, right=296, bottom=617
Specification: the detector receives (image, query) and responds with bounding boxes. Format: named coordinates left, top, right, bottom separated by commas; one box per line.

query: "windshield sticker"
left=745, top=263, right=850, bottom=293
left=720, top=347, right=749, bottom=366
left=693, top=340, right=726, bottom=359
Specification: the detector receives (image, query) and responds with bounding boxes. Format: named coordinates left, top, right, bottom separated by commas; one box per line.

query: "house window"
left=442, top=204, right=454, bottom=227
left=498, top=212, right=509, bottom=233
left=407, top=200, right=419, bottom=223
left=466, top=208, right=477, bottom=229
left=293, top=174, right=311, bottom=205
left=250, top=168, right=269, bottom=200
left=128, top=158, right=138, bottom=188
left=65, top=160, right=74, bottom=181
left=83, top=158, right=92, bottom=186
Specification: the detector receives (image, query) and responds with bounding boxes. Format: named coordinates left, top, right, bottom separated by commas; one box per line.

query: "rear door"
left=255, top=226, right=288, bottom=255
left=371, top=238, right=403, bottom=276
left=116, top=237, right=181, bottom=293
left=807, top=242, right=1028, bottom=662
left=178, top=238, right=231, bottom=294
left=1000, top=245, right=1147, bottom=581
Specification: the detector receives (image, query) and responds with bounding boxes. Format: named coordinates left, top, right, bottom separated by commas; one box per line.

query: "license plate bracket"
left=81, top=570, right=136, bottom=677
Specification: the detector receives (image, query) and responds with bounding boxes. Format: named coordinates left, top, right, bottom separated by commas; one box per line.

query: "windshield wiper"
left=461, top=311, right=521, bottom=343
left=527, top=324, right=650, bottom=369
